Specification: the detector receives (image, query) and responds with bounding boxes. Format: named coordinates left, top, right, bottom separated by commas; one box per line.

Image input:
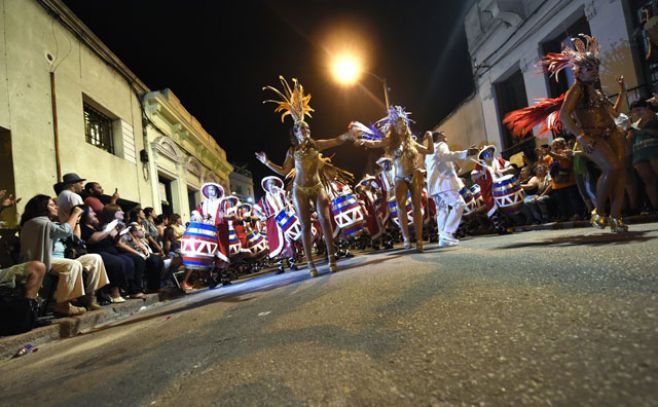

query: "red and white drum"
left=227, top=222, right=242, bottom=256
left=181, top=222, right=218, bottom=271
left=331, top=193, right=365, bottom=236
left=246, top=230, right=268, bottom=257
left=493, top=175, right=525, bottom=214
left=274, top=208, right=301, bottom=241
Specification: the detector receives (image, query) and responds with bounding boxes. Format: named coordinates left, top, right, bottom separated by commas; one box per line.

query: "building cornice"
left=144, top=90, right=233, bottom=177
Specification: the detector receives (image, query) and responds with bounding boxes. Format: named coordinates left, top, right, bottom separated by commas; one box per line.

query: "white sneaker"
left=438, top=238, right=459, bottom=248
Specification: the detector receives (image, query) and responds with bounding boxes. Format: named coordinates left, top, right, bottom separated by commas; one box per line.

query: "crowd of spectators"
left=0, top=173, right=185, bottom=326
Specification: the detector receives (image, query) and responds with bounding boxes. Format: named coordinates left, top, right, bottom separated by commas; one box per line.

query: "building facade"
left=143, top=90, right=233, bottom=219
left=228, top=165, right=255, bottom=204
left=438, top=0, right=646, bottom=162
left=0, top=0, right=231, bottom=225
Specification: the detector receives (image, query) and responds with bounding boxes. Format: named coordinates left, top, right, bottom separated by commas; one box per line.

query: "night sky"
left=62, top=0, right=476, bottom=195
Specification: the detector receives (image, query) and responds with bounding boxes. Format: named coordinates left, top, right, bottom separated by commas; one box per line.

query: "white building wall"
left=466, top=0, right=640, bottom=151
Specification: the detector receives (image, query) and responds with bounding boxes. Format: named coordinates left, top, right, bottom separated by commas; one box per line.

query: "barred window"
left=84, top=103, right=114, bottom=154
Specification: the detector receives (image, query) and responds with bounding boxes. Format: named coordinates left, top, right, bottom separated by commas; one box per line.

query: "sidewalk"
left=0, top=294, right=160, bottom=359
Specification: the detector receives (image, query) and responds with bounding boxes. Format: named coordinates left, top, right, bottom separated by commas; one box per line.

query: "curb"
left=0, top=294, right=160, bottom=360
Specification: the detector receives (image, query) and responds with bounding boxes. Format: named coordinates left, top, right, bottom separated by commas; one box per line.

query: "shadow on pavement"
left=495, top=230, right=656, bottom=249
left=82, top=251, right=405, bottom=335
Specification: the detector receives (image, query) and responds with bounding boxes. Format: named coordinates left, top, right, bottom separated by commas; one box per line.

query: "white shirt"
left=57, top=190, right=83, bottom=223
left=425, top=142, right=467, bottom=196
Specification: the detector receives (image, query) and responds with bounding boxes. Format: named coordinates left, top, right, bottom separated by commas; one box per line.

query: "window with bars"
left=84, top=103, right=115, bottom=154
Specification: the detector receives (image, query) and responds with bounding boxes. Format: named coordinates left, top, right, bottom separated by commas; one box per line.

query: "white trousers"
left=51, top=254, right=109, bottom=303
left=432, top=190, right=466, bottom=237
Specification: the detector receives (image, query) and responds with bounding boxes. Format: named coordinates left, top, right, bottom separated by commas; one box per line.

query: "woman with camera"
left=20, top=196, right=109, bottom=316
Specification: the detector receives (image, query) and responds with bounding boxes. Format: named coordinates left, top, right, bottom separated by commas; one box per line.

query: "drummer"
left=255, top=176, right=298, bottom=273
left=180, top=182, right=230, bottom=291
left=471, top=145, right=515, bottom=234
left=425, top=131, right=479, bottom=247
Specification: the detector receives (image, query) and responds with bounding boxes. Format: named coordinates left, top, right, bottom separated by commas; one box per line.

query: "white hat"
left=261, top=176, right=284, bottom=193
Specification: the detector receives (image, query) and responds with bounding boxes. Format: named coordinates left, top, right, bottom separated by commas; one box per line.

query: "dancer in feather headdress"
left=503, top=34, right=629, bottom=232
left=353, top=106, right=434, bottom=251
left=256, top=76, right=356, bottom=276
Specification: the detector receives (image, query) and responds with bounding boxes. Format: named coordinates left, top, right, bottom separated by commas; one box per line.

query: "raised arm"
left=255, top=148, right=294, bottom=177
left=611, top=75, right=626, bottom=115
left=414, top=132, right=434, bottom=155
left=314, top=131, right=355, bottom=152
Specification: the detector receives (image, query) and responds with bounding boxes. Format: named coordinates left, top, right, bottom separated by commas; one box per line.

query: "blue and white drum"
left=181, top=221, right=218, bottom=271
left=331, top=193, right=365, bottom=232
left=493, top=175, right=525, bottom=214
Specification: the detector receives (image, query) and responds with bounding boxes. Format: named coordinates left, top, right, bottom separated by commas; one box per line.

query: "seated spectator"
left=162, top=215, right=181, bottom=257
left=79, top=205, right=128, bottom=303
left=155, top=214, right=170, bottom=244
left=170, top=214, right=185, bottom=241
left=56, top=173, right=85, bottom=223
left=546, top=138, right=583, bottom=220
left=83, top=182, right=120, bottom=214
left=20, top=195, right=109, bottom=316
left=98, top=205, right=146, bottom=299
left=521, top=163, right=553, bottom=223
left=0, top=261, right=46, bottom=300
left=120, top=223, right=164, bottom=292
left=630, top=99, right=658, bottom=211
left=141, top=207, right=164, bottom=255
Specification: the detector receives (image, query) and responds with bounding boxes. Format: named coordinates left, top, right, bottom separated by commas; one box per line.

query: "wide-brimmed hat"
left=261, top=176, right=284, bottom=193
left=201, top=183, right=224, bottom=200
left=375, top=156, right=393, bottom=168
left=477, top=145, right=497, bottom=161
left=357, top=175, right=376, bottom=187
left=62, top=173, right=86, bottom=185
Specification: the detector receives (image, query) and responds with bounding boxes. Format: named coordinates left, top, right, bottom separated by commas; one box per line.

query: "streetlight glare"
left=332, top=54, right=362, bottom=85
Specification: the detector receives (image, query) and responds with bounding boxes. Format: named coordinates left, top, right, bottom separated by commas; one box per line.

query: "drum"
left=274, top=208, right=301, bottom=241
left=459, top=186, right=477, bottom=216
left=246, top=230, right=268, bottom=257
left=387, top=193, right=414, bottom=228
left=228, top=223, right=242, bottom=256
left=181, top=222, right=218, bottom=271
left=470, top=184, right=485, bottom=214
left=331, top=193, right=365, bottom=233
left=493, top=175, right=525, bottom=214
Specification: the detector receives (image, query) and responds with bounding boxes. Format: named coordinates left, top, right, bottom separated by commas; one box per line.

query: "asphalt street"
left=1, top=224, right=657, bottom=406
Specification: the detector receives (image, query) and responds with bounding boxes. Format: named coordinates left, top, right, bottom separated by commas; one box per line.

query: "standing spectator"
left=545, top=138, right=583, bottom=220
left=56, top=173, right=85, bottom=223
left=629, top=99, right=658, bottom=211
left=20, top=195, right=109, bottom=315
left=83, top=182, right=120, bottom=214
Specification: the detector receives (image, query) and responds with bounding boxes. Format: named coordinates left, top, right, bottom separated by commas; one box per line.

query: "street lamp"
left=330, top=53, right=390, bottom=110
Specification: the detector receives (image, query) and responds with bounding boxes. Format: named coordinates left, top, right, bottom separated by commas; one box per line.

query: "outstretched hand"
left=255, top=151, right=267, bottom=164
left=467, top=145, right=479, bottom=156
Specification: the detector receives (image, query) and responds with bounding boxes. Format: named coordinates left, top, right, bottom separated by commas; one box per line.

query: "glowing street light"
left=331, top=54, right=362, bottom=86
left=329, top=52, right=389, bottom=109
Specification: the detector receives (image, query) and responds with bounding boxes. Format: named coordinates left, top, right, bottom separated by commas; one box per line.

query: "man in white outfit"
left=425, top=131, right=478, bottom=247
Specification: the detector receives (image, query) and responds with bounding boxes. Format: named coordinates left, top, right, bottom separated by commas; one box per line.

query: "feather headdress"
left=377, top=105, right=413, bottom=127
left=542, top=34, right=600, bottom=81
left=263, top=76, right=314, bottom=124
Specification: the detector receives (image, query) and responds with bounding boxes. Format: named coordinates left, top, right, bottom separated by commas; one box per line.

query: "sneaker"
left=111, top=296, right=126, bottom=304
left=438, top=238, right=459, bottom=248
left=53, top=302, right=86, bottom=317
